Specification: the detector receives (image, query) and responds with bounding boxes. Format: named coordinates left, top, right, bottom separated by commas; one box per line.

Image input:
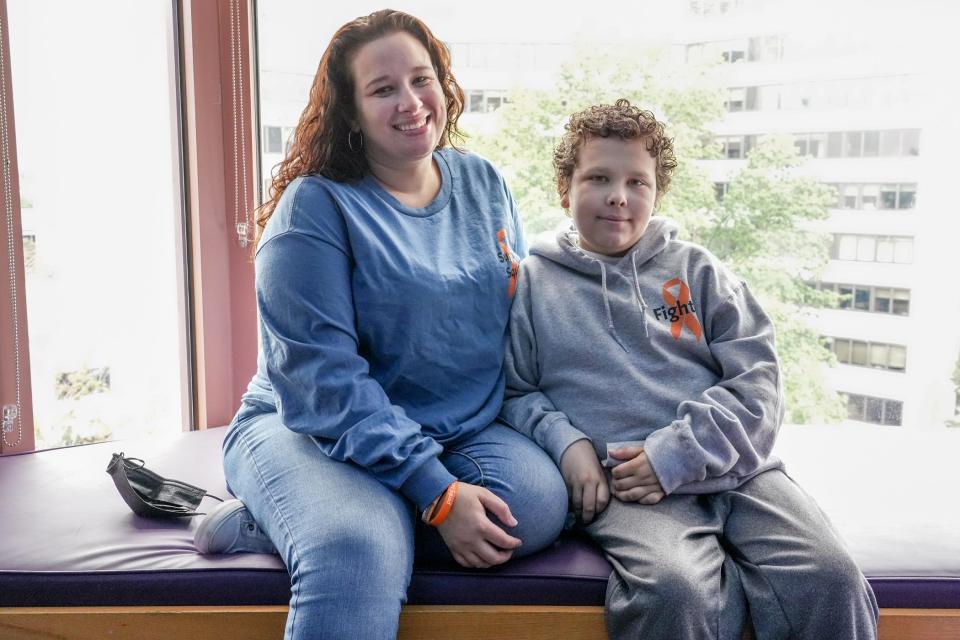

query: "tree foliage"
left=467, top=48, right=843, bottom=424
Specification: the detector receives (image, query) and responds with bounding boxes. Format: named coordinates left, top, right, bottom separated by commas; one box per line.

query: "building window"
left=831, top=183, right=917, bottom=210
left=829, top=338, right=907, bottom=372
left=785, top=129, right=922, bottom=158
left=843, top=393, right=903, bottom=426
left=715, top=135, right=755, bottom=159
left=264, top=126, right=283, bottom=154
left=831, top=234, right=913, bottom=263
left=714, top=182, right=728, bottom=201
left=466, top=89, right=509, bottom=114
left=725, top=87, right=758, bottom=112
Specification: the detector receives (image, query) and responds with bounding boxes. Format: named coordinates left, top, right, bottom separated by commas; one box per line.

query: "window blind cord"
left=0, top=14, right=22, bottom=449
left=230, top=0, right=251, bottom=248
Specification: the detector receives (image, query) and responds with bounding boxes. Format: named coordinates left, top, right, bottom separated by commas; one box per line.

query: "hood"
left=530, top=216, right=679, bottom=273
left=529, top=217, right=680, bottom=351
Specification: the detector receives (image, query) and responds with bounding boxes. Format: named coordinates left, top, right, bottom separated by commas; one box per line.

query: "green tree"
left=706, top=136, right=844, bottom=424
left=467, top=48, right=843, bottom=424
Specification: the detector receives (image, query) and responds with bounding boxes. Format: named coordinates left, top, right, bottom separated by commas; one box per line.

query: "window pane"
left=865, top=397, right=883, bottom=423
left=874, top=288, right=891, bottom=313
left=898, top=185, right=916, bottom=209
left=902, top=129, right=920, bottom=155
left=837, top=235, right=857, bottom=260
left=882, top=400, right=903, bottom=426
left=265, top=126, right=283, bottom=154
left=827, top=131, right=843, bottom=157
left=880, top=129, right=901, bottom=155
left=469, top=91, right=483, bottom=112
left=844, top=131, right=863, bottom=157
left=875, top=237, right=894, bottom=263
left=892, top=290, right=910, bottom=315
left=879, top=185, right=897, bottom=209
left=851, top=341, right=868, bottom=366
left=838, top=285, right=853, bottom=309
left=863, top=131, right=880, bottom=157
left=888, top=345, right=907, bottom=371
left=856, top=236, right=876, bottom=261
left=809, top=133, right=828, bottom=158
left=869, top=343, right=889, bottom=368
left=841, top=185, right=858, bottom=209
left=846, top=394, right=866, bottom=420
left=894, top=238, right=914, bottom=264
left=861, top=184, right=879, bottom=210
left=9, top=0, right=187, bottom=448
left=834, top=338, right=851, bottom=362
left=854, top=288, right=870, bottom=311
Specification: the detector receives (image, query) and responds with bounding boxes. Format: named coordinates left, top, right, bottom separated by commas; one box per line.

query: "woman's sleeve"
left=499, top=264, right=590, bottom=466
left=642, top=282, right=783, bottom=495
left=256, top=189, right=455, bottom=510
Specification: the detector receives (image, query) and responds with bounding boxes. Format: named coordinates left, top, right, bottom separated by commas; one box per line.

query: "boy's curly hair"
left=554, top=99, right=677, bottom=209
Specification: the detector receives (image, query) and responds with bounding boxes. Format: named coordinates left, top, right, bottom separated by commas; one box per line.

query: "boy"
left=500, top=99, right=878, bottom=639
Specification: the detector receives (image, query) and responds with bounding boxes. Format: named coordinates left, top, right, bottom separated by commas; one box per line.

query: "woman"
left=194, top=10, right=568, bottom=640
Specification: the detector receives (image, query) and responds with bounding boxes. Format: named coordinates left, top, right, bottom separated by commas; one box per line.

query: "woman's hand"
left=559, top=440, right=609, bottom=524
left=436, top=482, right=521, bottom=569
left=609, top=446, right=665, bottom=505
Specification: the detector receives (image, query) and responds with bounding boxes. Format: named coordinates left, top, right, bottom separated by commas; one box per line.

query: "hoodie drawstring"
left=630, top=253, right=650, bottom=338
left=599, top=262, right=630, bottom=352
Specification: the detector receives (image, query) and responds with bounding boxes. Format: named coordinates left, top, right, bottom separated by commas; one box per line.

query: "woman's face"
left=350, top=31, right=447, bottom=171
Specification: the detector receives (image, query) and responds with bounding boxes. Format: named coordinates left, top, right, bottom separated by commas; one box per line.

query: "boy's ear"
left=560, top=192, right=570, bottom=210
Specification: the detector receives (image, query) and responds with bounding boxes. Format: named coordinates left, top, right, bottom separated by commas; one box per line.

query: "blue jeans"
left=222, top=406, right=568, bottom=640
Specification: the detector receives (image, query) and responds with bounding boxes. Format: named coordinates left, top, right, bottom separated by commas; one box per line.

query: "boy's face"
left=561, top=136, right=657, bottom=257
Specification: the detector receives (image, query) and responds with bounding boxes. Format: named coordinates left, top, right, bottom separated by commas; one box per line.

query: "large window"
left=844, top=393, right=903, bottom=426
left=6, top=0, right=188, bottom=449
left=831, top=235, right=913, bottom=264
left=253, top=0, right=960, bottom=468
left=829, top=183, right=917, bottom=210
left=820, top=283, right=910, bottom=315
left=828, top=338, right=907, bottom=372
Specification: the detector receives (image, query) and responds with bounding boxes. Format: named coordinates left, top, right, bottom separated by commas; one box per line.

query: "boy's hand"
left=609, top=447, right=665, bottom=505
left=559, top=440, right=610, bottom=524
left=437, top=482, right=522, bottom=569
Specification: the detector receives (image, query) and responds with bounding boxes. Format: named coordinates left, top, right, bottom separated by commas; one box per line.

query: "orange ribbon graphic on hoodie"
left=497, top=228, right=519, bottom=298
left=661, top=278, right=703, bottom=341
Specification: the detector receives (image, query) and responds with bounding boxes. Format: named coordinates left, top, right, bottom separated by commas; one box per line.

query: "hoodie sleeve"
left=642, top=281, right=783, bottom=495
left=256, top=185, right=454, bottom=511
left=499, top=263, right=591, bottom=466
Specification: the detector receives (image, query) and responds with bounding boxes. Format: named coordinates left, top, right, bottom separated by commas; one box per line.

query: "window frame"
left=0, top=0, right=259, bottom=454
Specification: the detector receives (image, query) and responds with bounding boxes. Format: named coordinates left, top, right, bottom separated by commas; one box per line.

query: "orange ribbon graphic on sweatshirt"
left=661, top=278, right=703, bottom=341
left=497, top=228, right=519, bottom=298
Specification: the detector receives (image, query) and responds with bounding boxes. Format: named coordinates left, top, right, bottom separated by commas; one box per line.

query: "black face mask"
left=107, top=452, right=222, bottom=519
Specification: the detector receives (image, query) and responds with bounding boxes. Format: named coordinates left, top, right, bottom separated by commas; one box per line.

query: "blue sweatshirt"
left=239, top=149, right=525, bottom=510
left=501, top=218, right=783, bottom=495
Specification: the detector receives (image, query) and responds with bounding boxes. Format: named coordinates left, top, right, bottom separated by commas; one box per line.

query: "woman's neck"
left=367, top=154, right=441, bottom=208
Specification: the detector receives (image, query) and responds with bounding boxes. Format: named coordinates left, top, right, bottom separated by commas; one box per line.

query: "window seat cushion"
left=0, top=424, right=957, bottom=608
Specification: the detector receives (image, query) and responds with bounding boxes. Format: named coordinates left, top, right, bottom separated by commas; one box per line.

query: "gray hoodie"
left=500, top=217, right=784, bottom=495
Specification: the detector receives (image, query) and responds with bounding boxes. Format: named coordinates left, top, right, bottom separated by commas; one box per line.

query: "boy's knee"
left=650, top=565, right=711, bottom=609
left=812, top=544, right=867, bottom=595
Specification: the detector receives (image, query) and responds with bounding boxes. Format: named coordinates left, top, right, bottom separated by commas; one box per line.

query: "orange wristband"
left=424, top=481, right=458, bottom=527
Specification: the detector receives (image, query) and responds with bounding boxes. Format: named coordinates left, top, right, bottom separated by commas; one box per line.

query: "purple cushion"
left=0, top=426, right=957, bottom=608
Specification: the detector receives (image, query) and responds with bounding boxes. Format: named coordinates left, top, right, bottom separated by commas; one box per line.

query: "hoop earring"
left=348, top=129, right=364, bottom=153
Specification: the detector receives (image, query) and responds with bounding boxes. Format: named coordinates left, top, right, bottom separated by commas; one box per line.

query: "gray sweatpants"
left=584, top=470, right=878, bottom=640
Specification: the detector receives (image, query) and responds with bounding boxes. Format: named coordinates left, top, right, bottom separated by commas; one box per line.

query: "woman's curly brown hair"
left=554, top=99, right=677, bottom=210
left=255, top=10, right=466, bottom=241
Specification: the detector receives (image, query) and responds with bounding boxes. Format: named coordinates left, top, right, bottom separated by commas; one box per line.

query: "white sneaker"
left=194, top=499, right=277, bottom=555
